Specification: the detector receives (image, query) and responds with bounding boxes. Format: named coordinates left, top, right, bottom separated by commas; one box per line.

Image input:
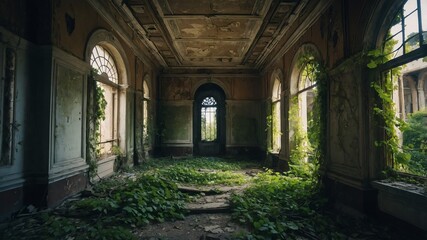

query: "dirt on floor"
left=135, top=213, right=249, bottom=240
left=134, top=171, right=259, bottom=240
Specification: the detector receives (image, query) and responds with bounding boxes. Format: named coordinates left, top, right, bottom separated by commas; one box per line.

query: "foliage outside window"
left=201, top=97, right=217, bottom=142
left=90, top=45, right=120, bottom=158
left=369, top=0, right=427, bottom=176
left=270, top=79, right=281, bottom=153
left=143, top=80, right=151, bottom=148
left=290, top=54, right=324, bottom=165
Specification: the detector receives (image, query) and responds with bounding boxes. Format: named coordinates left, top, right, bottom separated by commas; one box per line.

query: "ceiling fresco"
left=125, top=0, right=301, bottom=70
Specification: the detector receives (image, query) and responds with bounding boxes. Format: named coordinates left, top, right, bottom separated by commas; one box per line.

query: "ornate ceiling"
left=123, top=0, right=302, bottom=70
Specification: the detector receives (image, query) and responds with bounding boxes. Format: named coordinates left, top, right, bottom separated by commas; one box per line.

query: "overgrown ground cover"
left=0, top=157, right=258, bottom=240
left=230, top=163, right=426, bottom=240
left=1, top=157, right=425, bottom=240
left=137, top=156, right=258, bottom=186
left=1, top=174, right=187, bottom=240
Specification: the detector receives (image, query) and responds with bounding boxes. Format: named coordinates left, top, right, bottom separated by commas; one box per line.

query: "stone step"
left=185, top=202, right=231, bottom=214
left=177, top=184, right=248, bottom=195
left=177, top=185, right=222, bottom=195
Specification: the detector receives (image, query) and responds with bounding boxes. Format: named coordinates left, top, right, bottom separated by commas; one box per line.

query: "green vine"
left=87, top=69, right=107, bottom=179
left=266, top=103, right=282, bottom=153
left=289, top=96, right=310, bottom=164
left=366, top=34, right=411, bottom=171
left=289, top=52, right=327, bottom=174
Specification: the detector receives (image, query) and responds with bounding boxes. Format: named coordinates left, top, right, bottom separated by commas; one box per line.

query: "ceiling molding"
left=255, top=0, right=310, bottom=69
left=111, top=0, right=168, bottom=67
left=147, top=0, right=273, bottom=68
left=261, top=0, right=334, bottom=71
left=86, top=0, right=163, bottom=69
left=160, top=73, right=261, bottom=78
left=89, top=0, right=329, bottom=72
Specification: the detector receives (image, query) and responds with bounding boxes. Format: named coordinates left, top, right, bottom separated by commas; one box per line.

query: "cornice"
left=261, top=0, right=333, bottom=72
left=86, top=0, right=164, bottom=70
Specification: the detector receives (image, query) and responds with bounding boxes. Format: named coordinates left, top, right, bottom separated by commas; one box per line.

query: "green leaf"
left=367, top=61, right=378, bottom=69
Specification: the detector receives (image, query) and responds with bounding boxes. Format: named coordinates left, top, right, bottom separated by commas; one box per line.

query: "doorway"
left=194, top=84, right=226, bottom=156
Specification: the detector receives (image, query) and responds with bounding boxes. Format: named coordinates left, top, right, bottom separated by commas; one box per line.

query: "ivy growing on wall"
left=87, top=69, right=107, bottom=178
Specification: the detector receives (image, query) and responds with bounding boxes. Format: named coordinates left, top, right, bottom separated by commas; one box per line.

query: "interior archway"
left=193, top=83, right=226, bottom=156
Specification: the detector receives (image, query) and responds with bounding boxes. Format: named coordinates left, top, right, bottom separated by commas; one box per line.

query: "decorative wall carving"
left=329, top=67, right=362, bottom=177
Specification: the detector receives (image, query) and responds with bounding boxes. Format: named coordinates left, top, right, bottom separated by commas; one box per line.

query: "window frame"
left=296, top=61, right=319, bottom=134
left=377, top=0, right=427, bottom=176
left=271, top=77, right=282, bottom=153
left=200, top=96, right=218, bottom=142
left=90, top=45, right=121, bottom=158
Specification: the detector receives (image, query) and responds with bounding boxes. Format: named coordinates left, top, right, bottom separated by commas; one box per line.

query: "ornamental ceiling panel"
left=124, top=0, right=301, bottom=70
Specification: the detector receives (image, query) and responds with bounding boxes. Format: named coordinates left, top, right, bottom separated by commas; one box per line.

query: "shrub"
left=402, top=110, right=427, bottom=175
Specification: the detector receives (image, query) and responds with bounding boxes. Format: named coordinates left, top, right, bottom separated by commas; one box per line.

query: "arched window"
left=201, top=96, right=217, bottom=142
left=271, top=77, right=281, bottom=152
left=378, top=0, right=427, bottom=176
left=90, top=45, right=120, bottom=157
left=289, top=46, right=322, bottom=163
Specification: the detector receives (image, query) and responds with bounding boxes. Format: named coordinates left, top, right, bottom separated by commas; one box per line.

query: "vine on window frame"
left=87, top=69, right=107, bottom=178
left=289, top=52, right=327, bottom=178
left=367, top=0, right=427, bottom=177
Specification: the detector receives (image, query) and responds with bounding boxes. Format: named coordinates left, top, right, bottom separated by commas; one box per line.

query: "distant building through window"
left=381, top=0, right=427, bottom=176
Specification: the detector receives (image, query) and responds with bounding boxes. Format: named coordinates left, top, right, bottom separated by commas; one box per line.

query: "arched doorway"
left=194, top=83, right=226, bottom=156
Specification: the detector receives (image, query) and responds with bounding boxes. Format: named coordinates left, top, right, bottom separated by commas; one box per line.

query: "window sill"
left=94, top=155, right=117, bottom=181
left=372, top=180, right=427, bottom=230
left=98, top=155, right=117, bottom=164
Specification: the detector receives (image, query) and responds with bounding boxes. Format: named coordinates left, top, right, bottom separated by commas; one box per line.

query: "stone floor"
left=134, top=177, right=253, bottom=239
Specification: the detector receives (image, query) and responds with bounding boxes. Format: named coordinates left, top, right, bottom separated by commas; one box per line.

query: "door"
left=194, top=84, right=225, bottom=156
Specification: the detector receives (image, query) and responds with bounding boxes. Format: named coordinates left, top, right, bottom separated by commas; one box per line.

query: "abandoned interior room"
left=0, top=0, right=426, bottom=239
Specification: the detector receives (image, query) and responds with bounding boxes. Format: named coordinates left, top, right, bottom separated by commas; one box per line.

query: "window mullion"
left=379, top=45, right=427, bottom=71
left=296, top=83, right=318, bottom=95
left=401, top=9, right=406, bottom=55
left=417, top=0, right=424, bottom=45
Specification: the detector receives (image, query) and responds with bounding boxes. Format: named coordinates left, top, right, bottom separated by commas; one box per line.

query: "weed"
left=137, top=157, right=258, bottom=186
left=230, top=169, right=341, bottom=239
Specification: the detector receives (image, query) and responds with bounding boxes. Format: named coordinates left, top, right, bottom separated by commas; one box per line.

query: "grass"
left=135, top=156, right=260, bottom=186
left=0, top=156, right=260, bottom=240
left=2, top=157, right=422, bottom=240
left=230, top=168, right=342, bottom=239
